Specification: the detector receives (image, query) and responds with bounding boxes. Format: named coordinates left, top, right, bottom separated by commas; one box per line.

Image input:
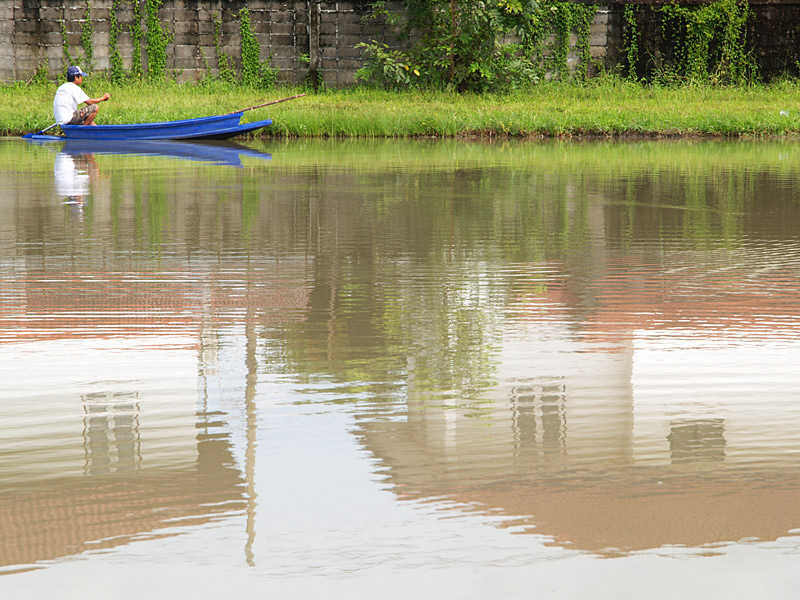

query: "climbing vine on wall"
left=213, top=12, right=237, bottom=83
left=528, top=0, right=596, bottom=81
left=145, top=0, right=174, bottom=79
left=659, top=0, right=755, bottom=84
left=61, top=20, right=75, bottom=72
left=109, top=0, right=125, bottom=82
left=360, top=0, right=597, bottom=91
left=60, top=1, right=93, bottom=76
left=239, top=7, right=278, bottom=89
left=80, top=1, right=93, bottom=67
left=623, top=4, right=639, bottom=80
left=130, top=0, right=144, bottom=78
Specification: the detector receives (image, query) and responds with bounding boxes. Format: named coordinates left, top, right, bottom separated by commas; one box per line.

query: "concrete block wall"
left=5, top=1, right=800, bottom=86
left=2, top=1, right=621, bottom=86
left=0, top=0, right=404, bottom=85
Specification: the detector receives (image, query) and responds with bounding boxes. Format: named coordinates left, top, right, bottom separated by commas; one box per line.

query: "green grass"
left=4, top=77, right=800, bottom=138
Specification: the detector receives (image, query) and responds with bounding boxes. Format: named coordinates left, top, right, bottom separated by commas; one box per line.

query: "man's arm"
left=84, top=93, right=111, bottom=105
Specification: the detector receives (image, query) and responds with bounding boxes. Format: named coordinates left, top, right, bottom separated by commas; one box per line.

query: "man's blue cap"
left=67, top=65, right=88, bottom=78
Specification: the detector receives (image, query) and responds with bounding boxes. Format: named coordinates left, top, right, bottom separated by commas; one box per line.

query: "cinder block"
left=590, top=33, right=607, bottom=47
left=173, top=20, right=197, bottom=35
left=15, top=19, right=41, bottom=34
left=93, top=20, right=111, bottom=34
left=338, top=35, right=362, bottom=47
left=172, top=9, right=197, bottom=21
left=271, top=57, right=296, bottom=70
left=270, top=10, right=293, bottom=24
left=590, top=46, right=607, bottom=59
left=343, top=74, right=360, bottom=87
left=41, top=32, right=62, bottom=45
left=271, top=45, right=297, bottom=59
left=338, top=23, right=363, bottom=36
left=271, top=34, right=293, bottom=46
left=174, top=44, right=195, bottom=59
left=13, top=32, right=42, bottom=46
left=173, top=57, right=197, bottom=70
left=337, top=45, right=362, bottom=58
left=337, top=59, right=361, bottom=70
left=271, top=22, right=294, bottom=35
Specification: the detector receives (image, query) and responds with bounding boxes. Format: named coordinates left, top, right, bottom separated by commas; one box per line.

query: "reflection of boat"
left=25, top=112, right=272, bottom=142
left=61, top=139, right=272, bottom=167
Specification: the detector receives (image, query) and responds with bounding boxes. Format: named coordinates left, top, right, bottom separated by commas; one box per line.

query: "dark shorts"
left=67, top=104, right=98, bottom=125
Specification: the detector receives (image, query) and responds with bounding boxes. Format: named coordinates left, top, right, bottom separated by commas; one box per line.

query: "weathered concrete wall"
left=1, top=0, right=620, bottom=86
left=616, top=1, right=800, bottom=80
left=2, top=0, right=406, bottom=86
left=6, top=1, right=798, bottom=85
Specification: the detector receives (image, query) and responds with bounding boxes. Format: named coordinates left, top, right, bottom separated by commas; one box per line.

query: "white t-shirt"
left=53, top=82, right=90, bottom=125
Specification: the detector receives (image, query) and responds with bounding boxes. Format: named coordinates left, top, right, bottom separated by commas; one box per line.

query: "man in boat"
left=53, top=66, right=110, bottom=127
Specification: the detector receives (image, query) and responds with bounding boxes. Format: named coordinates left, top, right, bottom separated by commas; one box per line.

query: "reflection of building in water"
left=0, top=254, right=310, bottom=570
left=359, top=240, right=800, bottom=554
left=511, top=379, right=567, bottom=455
left=83, top=392, right=141, bottom=476
left=668, top=419, right=726, bottom=465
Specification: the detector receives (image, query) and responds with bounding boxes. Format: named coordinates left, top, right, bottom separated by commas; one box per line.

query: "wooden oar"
left=225, top=93, right=306, bottom=116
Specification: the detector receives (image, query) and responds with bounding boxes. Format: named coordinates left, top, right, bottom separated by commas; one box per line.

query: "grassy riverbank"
left=4, top=77, right=800, bottom=138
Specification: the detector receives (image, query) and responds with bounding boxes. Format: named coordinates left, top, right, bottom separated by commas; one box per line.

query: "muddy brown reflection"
left=2, top=139, right=800, bottom=578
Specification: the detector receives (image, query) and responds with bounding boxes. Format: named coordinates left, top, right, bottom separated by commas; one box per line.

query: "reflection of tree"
left=252, top=152, right=791, bottom=403
left=9, top=141, right=799, bottom=398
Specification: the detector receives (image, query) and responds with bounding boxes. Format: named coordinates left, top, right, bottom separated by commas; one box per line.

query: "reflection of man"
left=53, top=66, right=110, bottom=127
left=54, top=151, right=93, bottom=206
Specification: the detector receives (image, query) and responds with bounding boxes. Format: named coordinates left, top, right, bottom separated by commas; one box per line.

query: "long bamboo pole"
left=224, top=93, right=306, bottom=115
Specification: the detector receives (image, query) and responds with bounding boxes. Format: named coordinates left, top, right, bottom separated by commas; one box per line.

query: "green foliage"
left=145, top=0, right=174, bottom=80
left=239, top=7, right=279, bottom=90
left=27, top=63, right=51, bottom=86
left=213, top=12, right=237, bottom=84
left=623, top=4, right=640, bottom=81
left=355, top=42, right=421, bottom=89
left=130, top=0, right=144, bottom=79
left=361, top=0, right=597, bottom=92
left=80, top=1, right=94, bottom=68
left=659, top=0, right=756, bottom=84
left=109, top=0, right=125, bottom=83
left=59, top=1, right=94, bottom=75
left=61, top=20, right=75, bottom=75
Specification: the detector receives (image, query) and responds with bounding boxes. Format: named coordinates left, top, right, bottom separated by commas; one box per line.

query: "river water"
left=1, top=137, right=799, bottom=598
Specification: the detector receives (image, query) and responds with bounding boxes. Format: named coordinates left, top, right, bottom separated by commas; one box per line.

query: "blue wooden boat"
left=23, top=94, right=307, bottom=142
left=24, top=113, right=272, bottom=142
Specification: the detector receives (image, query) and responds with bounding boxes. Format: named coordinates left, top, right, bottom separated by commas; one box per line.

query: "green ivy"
left=528, top=0, right=596, bottom=81
left=659, top=0, right=755, bottom=84
left=145, top=0, right=174, bottom=80
left=360, top=0, right=597, bottom=91
left=80, top=1, right=93, bottom=68
left=239, top=7, right=278, bottom=89
left=61, top=20, right=75, bottom=74
left=213, top=12, right=237, bottom=83
left=109, top=0, right=125, bottom=82
left=130, top=0, right=144, bottom=79
left=623, top=4, right=640, bottom=81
